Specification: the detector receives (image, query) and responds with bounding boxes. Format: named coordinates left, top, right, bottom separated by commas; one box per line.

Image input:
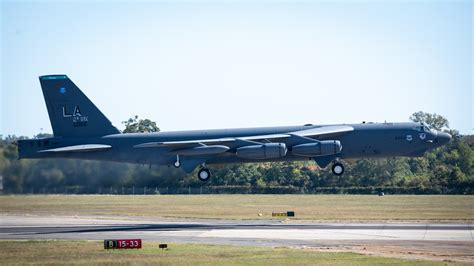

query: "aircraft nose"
left=436, top=131, right=452, bottom=145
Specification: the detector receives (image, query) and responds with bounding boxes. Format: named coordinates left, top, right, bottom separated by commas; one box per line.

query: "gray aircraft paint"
left=17, top=75, right=452, bottom=178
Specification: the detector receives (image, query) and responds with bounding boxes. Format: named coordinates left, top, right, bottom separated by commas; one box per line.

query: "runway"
left=1, top=215, right=473, bottom=262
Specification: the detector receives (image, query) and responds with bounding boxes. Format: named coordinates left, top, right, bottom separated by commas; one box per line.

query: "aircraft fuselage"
left=19, top=122, right=450, bottom=169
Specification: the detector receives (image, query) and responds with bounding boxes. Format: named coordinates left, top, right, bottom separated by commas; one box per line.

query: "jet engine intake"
left=292, top=140, right=342, bottom=157
left=236, top=143, right=287, bottom=159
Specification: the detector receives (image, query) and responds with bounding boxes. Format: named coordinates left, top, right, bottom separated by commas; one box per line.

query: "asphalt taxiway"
left=1, top=215, right=473, bottom=262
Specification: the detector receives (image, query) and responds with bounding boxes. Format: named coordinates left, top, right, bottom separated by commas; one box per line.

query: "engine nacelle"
left=236, top=143, right=287, bottom=159
left=292, top=140, right=342, bottom=157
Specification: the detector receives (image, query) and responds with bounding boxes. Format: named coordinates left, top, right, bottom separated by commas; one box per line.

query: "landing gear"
left=197, top=167, right=211, bottom=182
left=173, top=154, right=181, bottom=168
left=331, top=162, right=344, bottom=176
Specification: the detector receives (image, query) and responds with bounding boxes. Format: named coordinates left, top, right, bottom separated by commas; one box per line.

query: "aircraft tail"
left=39, top=75, right=120, bottom=137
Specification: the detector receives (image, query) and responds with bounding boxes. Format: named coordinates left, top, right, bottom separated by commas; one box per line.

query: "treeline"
left=1, top=133, right=472, bottom=194
left=0, top=112, right=473, bottom=194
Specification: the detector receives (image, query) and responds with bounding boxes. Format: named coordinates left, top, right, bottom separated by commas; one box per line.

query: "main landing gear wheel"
left=332, top=162, right=344, bottom=176
left=197, top=168, right=211, bottom=182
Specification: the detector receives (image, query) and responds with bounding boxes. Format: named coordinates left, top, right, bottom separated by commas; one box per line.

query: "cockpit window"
left=414, top=123, right=434, bottom=132
left=422, top=123, right=434, bottom=132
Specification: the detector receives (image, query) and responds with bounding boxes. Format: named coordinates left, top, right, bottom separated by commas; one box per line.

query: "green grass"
left=0, top=240, right=460, bottom=265
left=0, top=195, right=472, bottom=222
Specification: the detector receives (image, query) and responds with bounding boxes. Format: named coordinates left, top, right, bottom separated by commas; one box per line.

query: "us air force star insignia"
left=59, top=87, right=66, bottom=94
left=419, top=133, right=426, bottom=140
left=406, top=135, right=413, bottom=141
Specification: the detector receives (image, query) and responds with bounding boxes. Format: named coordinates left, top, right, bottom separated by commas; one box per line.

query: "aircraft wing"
left=38, top=144, right=112, bottom=153
left=134, top=125, right=353, bottom=148
left=289, top=125, right=354, bottom=137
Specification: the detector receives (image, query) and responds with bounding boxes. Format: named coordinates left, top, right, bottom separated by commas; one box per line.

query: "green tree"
left=1, top=111, right=472, bottom=194
left=122, top=115, right=160, bottom=133
left=409, top=111, right=449, bottom=131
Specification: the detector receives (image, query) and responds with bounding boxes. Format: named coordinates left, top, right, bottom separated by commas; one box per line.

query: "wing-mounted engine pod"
left=292, top=140, right=342, bottom=157
left=236, top=143, right=287, bottom=159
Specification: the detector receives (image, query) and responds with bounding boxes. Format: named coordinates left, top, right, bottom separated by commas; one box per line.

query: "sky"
left=1, top=0, right=472, bottom=137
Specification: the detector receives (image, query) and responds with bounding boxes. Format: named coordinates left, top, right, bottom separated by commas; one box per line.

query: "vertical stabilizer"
left=39, top=75, right=120, bottom=137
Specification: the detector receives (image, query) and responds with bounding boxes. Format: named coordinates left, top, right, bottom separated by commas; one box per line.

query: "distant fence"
left=1, top=185, right=464, bottom=195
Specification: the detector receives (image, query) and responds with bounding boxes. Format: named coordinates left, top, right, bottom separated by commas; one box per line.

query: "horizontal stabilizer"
left=38, top=144, right=111, bottom=153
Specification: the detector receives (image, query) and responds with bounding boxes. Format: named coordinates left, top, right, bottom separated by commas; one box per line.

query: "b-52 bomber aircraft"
left=18, top=75, right=452, bottom=181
